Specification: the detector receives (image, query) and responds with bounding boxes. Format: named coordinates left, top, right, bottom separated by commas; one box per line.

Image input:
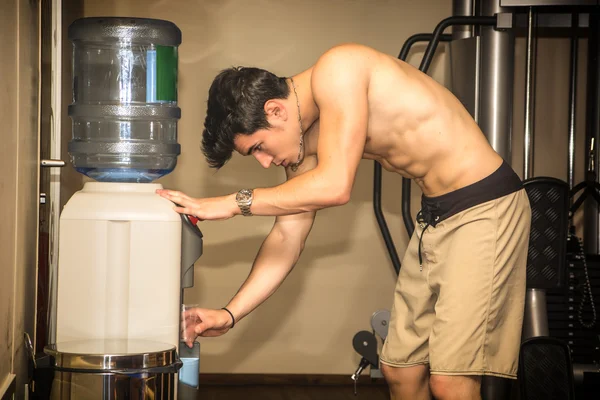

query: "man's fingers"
left=182, top=308, right=230, bottom=338
left=157, top=189, right=193, bottom=202
left=169, top=196, right=199, bottom=217
left=174, top=206, right=189, bottom=215
left=183, top=309, right=198, bottom=320
left=184, top=308, right=206, bottom=321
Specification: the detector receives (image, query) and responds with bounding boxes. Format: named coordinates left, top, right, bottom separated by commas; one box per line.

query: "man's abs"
left=363, top=52, right=504, bottom=197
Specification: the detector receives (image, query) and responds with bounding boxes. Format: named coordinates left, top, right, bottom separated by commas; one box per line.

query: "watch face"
left=237, top=189, right=252, bottom=202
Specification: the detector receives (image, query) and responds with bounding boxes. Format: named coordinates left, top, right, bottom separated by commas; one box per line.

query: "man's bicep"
left=310, top=47, right=369, bottom=194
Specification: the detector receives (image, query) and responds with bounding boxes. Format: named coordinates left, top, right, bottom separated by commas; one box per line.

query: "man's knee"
left=429, top=375, right=453, bottom=398
left=429, top=374, right=481, bottom=400
left=381, top=363, right=430, bottom=395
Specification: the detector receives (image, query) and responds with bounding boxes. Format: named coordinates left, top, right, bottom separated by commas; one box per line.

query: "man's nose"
left=254, top=152, right=273, bottom=169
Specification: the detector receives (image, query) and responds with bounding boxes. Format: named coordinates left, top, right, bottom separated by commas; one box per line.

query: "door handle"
left=40, top=159, right=65, bottom=167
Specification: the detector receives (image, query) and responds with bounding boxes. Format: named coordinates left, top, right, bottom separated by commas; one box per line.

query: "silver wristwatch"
left=236, top=189, right=254, bottom=216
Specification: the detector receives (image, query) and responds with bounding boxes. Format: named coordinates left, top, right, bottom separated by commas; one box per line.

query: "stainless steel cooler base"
left=44, top=339, right=182, bottom=400
left=50, top=371, right=176, bottom=399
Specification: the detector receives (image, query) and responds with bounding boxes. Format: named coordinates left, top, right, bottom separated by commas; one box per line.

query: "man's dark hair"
left=201, top=67, right=290, bottom=169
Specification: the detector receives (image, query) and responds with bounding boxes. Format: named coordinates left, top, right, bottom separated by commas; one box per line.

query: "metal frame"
left=513, top=12, right=590, bottom=29
left=392, top=7, right=595, bottom=270
left=501, top=0, right=597, bottom=6
left=47, top=0, right=62, bottom=346
left=569, top=13, right=580, bottom=191
left=524, top=7, right=537, bottom=180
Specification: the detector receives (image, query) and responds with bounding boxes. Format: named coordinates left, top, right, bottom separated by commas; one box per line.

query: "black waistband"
left=418, top=160, right=523, bottom=228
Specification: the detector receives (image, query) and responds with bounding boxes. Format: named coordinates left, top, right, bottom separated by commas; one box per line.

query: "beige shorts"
left=380, top=189, right=531, bottom=379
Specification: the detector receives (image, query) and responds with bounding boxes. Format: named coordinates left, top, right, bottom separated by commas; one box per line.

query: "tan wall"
left=69, top=0, right=590, bottom=376
left=0, top=0, right=40, bottom=396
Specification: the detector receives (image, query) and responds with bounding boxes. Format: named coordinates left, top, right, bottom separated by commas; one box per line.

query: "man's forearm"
left=248, top=167, right=350, bottom=216
left=224, top=226, right=306, bottom=322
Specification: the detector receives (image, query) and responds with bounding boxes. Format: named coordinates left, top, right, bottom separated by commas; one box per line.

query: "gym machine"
left=351, top=1, right=600, bottom=398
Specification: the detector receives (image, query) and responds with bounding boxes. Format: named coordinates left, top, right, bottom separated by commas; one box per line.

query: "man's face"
left=234, top=125, right=301, bottom=169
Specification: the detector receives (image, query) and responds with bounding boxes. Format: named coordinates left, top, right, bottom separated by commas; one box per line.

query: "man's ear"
left=264, top=99, right=288, bottom=122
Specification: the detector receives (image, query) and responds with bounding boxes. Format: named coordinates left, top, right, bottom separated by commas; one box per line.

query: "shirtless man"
left=157, top=43, right=531, bottom=400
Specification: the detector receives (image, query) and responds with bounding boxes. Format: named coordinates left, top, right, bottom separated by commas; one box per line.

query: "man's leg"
left=380, top=221, right=436, bottom=399
left=429, top=375, right=481, bottom=400
left=426, top=190, right=530, bottom=396
left=380, top=363, right=431, bottom=400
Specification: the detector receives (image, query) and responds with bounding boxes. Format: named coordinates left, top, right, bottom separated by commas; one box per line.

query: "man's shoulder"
left=315, top=43, right=377, bottom=66
left=311, top=44, right=374, bottom=92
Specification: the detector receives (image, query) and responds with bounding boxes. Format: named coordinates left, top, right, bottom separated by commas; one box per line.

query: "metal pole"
left=568, top=14, right=579, bottom=191
left=478, top=2, right=516, bottom=399
left=479, top=0, right=514, bottom=162
left=452, top=0, right=474, bottom=40
left=520, top=6, right=550, bottom=343
left=524, top=7, right=537, bottom=180
left=522, top=289, right=549, bottom=338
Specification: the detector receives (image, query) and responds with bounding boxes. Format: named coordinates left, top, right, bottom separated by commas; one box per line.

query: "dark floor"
left=192, top=384, right=390, bottom=400
left=187, top=380, right=600, bottom=400
left=178, top=375, right=391, bottom=400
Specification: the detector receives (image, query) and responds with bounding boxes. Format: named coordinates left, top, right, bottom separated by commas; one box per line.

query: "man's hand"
left=156, top=189, right=238, bottom=220
left=182, top=307, right=234, bottom=347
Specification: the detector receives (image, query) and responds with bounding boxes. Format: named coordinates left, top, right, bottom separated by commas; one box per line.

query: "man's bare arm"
left=157, top=45, right=371, bottom=221
left=223, top=155, right=318, bottom=323
left=246, top=45, right=370, bottom=216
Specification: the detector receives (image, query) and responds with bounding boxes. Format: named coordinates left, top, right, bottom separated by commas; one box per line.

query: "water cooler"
left=42, top=17, right=202, bottom=399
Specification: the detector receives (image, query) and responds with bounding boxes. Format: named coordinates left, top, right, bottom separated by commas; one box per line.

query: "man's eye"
left=255, top=145, right=262, bottom=152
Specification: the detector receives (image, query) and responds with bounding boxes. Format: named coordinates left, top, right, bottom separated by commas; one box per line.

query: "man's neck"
left=291, top=68, right=319, bottom=133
